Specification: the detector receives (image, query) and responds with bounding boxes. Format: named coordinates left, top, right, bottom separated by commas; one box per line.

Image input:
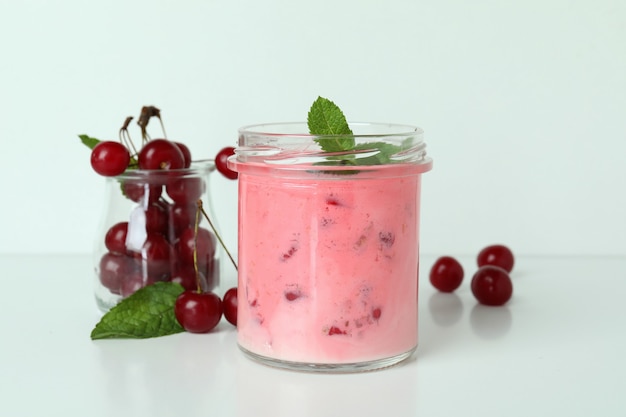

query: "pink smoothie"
left=236, top=165, right=423, bottom=365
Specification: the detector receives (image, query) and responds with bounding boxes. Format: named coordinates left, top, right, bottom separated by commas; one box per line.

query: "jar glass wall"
left=229, top=123, right=432, bottom=372
left=93, top=161, right=221, bottom=312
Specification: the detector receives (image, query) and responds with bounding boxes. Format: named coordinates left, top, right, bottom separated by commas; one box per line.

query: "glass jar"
left=228, top=123, right=432, bottom=372
left=93, top=161, right=221, bottom=312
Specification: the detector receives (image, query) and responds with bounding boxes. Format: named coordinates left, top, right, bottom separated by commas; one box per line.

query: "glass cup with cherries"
left=86, top=106, right=238, bottom=313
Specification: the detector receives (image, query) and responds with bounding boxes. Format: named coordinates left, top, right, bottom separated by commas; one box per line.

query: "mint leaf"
left=306, top=97, right=410, bottom=170
left=307, top=96, right=355, bottom=152
left=90, top=282, right=185, bottom=340
left=353, top=141, right=401, bottom=165
left=79, top=134, right=101, bottom=150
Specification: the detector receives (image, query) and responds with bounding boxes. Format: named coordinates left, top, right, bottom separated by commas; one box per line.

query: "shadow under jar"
left=228, top=122, right=432, bottom=372
left=93, top=161, right=221, bottom=312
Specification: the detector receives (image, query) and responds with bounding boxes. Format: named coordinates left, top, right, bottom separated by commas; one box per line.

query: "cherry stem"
left=118, top=116, right=140, bottom=156
left=193, top=201, right=202, bottom=293
left=137, top=105, right=165, bottom=143
left=196, top=199, right=238, bottom=272
left=157, top=115, right=167, bottom=139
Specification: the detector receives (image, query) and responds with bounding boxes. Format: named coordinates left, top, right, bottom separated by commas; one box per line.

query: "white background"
left=0, top=0, right=624, bottom=257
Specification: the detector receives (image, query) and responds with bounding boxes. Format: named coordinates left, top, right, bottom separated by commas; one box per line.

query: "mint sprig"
left=91, top=282, right=185, bottom=340
left=307, top=96, right=403, bottom=167
left=307, top=97, right=355, bottom=152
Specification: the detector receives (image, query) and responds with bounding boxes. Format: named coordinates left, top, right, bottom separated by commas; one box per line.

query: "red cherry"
left=145, top=203, right=168, bottom=234
left=215, top=147, right=238, bottom=180
left=137, top=233, right=174, bottom=280
left=121, top=181, right=162, bottom=203
left=166, top=177, right=205, bottom=204
left=168, top=203, right=198, bottom=235
left=91, top=141, right=130, bottom=176
left=177, top=227, right=216, bottom=267
left=222, top=287, right=238, bottom=326
left=328, top=326, right=347, bottom=336
left=471, top=265, right=513, bottom=306
left=120, top=269, right=149, bottom=297
left=104, top=222, right=129, bottom=254
left=284, top=290, right=301, bottom=301
left=138, top=139, right=185, bottom=170
left=99, top=252, right=136, bottom=294
left=477, top=244, right=515, bottom=273
left=173, top=142, right=192, bottom=168
left=171, top=266, right=208, bottom=292
left=174, top=291, right=223, bottom=333
left=429, top=256, right=464, bottom=292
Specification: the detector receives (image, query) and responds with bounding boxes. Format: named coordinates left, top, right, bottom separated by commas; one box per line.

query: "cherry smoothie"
left=230, top=123, right=431, bottom=371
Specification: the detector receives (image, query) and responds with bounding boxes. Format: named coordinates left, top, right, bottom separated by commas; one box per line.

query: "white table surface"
left=0, top=254, right=624, bottom=417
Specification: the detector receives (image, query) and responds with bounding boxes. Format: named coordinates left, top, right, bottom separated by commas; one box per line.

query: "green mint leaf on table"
left=307, top=96, right=355, bottom=152
left=79, top=134, right=101, bottom=150
left=91, top=282, right=185, bottom=340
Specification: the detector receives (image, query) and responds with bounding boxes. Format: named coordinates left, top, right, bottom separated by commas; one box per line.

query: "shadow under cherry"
left=427, top=292, right=464, bottom=327
left=469, top=303, right=513, bottom=340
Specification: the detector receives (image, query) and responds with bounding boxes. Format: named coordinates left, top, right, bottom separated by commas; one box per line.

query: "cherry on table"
left=471, top=265, right=513, bottom=306
left=429, top=256, right=464, bottom=292
left=477, top=244, right=515, bottom=273
left=222, top=287, right=238, bottom=326
left=174, top=291, right=223, bottom=333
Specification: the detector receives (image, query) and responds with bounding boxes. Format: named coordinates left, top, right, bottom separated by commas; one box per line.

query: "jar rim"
left=232, top=122, right=431, bottom=177
left=238, top=122, right=423, bottom=138
left=111, top=159, right=215, bottom=180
